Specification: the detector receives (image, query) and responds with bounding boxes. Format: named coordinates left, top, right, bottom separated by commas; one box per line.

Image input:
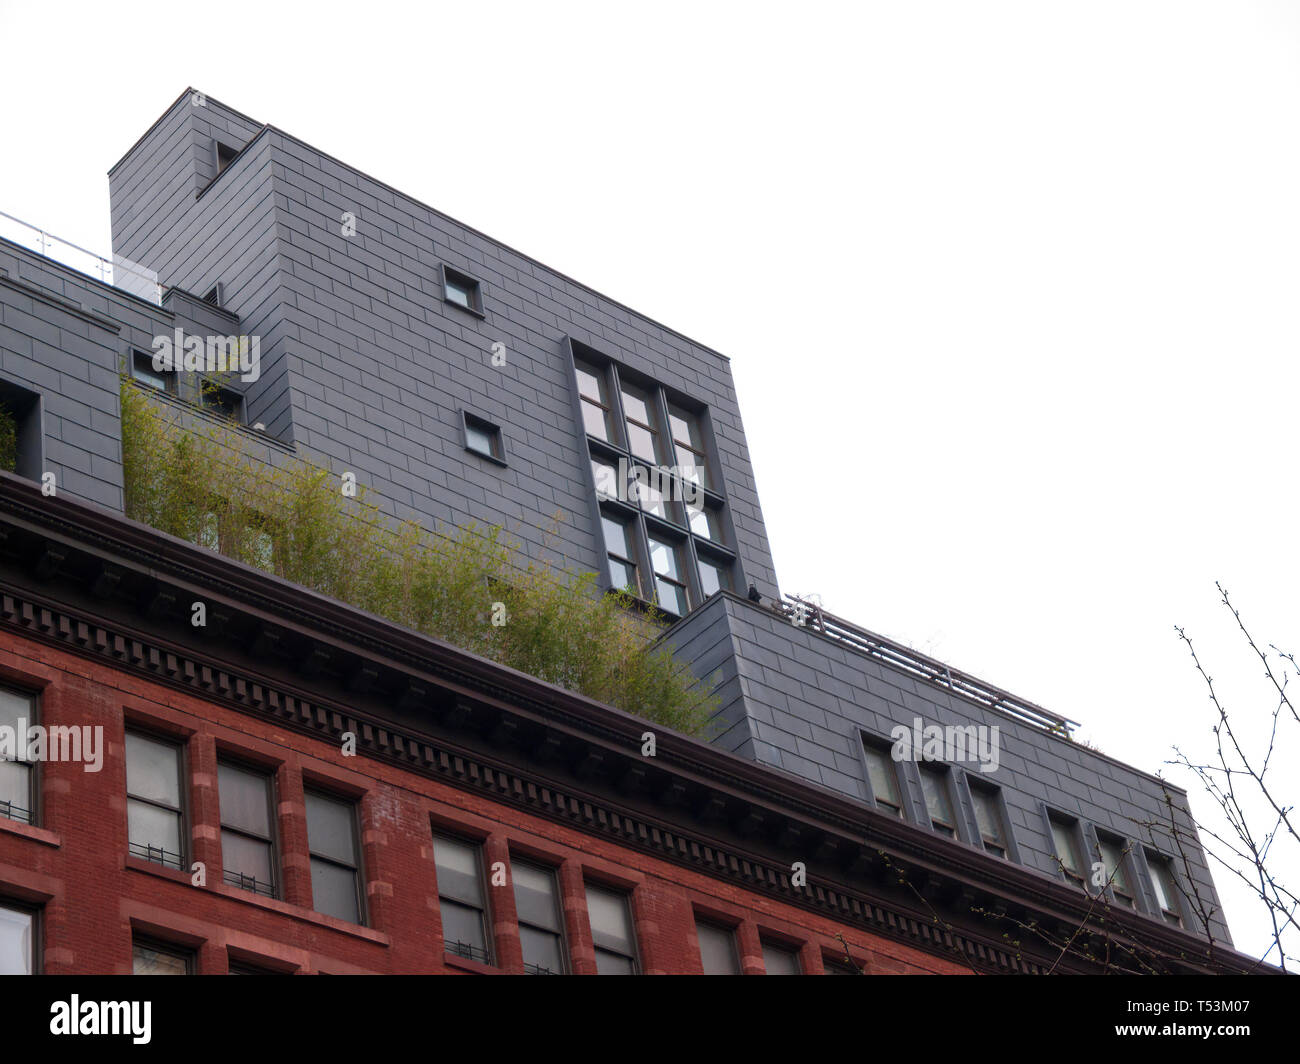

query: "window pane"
left=132, top=351, right=171, bottom=391
left=608, top=558, right=638, bottom=594
left=445, top=281, right=471, bottom=308
left=0, top=761, right=32, bottom=822
left=440, top=899, right=489, bottom=961
left=626, top=422, right=658, bottom=464
left=688, top=504, right=717, bottom=539
left=433, top=835, right=485, bottom=907
left=465, top=421, right=495, bottom=456
left=0, top=687, right=34, bottom=732
left=586, top=885, right=635, bottom=957
left=0, top=906, right=32, bottom=975
left=1098, top=840, right=1132, bottom=897
left=575, top=365, right=604, bottom=403
left=594, top=948, right=636, bottom=975
left=304, top=791, right=356, bottom=866
left=520, top=926, right=565, bottom=975
left=1051, top=821, right=1082, bottom=876
left=218, top=762, right=271, bottom=837
left=668, top=407, right=702, bottom=449
left=581, top=399, right=610, bottom=440
left=971, top=788, right=1005, bottom=850
left=128, top=798, right=182, bottom=862
left=655, top=578, right=688, bottom=615
left=648, top=537, right=680, bottom=580
left=222, top=830, right=274, bottom=893
left=310, top=858, right=359, bottom=923
left=621, top=389, right=651, bottom=424
left=602, top=516, right=630, bottom=559
left=513, top=862, right=561, bottom=931
left=863, top=746, right=901, bottom=810
left=698, top=559, right=723, bottom=598
left=762, top=942, right=800, bottom=975
left=592, top=457, right=619, bottom=501
left=696, top=921, right=739, bottom=975
left=125, top=732, right=182, bottom=807
left=133, top=943, right=188, bottom=975
left=920, top=768, right=954, bottom=831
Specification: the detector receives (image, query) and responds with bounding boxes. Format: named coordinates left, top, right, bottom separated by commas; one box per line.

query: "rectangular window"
left=602, top=513, right=641, bottom=596
left=433, top=833, right=492, bottom=964
left=576, top=359, right=615, bottom=443
left=862, top=741, right=903, bottom=817
left=969, top=783, right=1008, bottom=858
left=304, top=790, right=363, bottom=924
left=1147, top=854, right=1184, bottom=926
left=442, top=266, right=484, bottom=315
left=647, top=534, right=690, bottom=615
left=512, top=860, right=567, bottom=975
left=0, top=902, right=34, bottom=975
left=1050, top=816, right=1086, bottom=886
left=218, top=760, right=277, bottom=898
left=1096, top=836, right=1136, bottom=908
left=199, top=381, right=244, bottom=422
left=133, top=938, right=193, bottom=975
left=130, top=349, right=175, bottom=394
left=761, top=940, right=801, bottom=975
left=919, top=766, right=956, bottom=837
left=0, top=686, right=36, bottom=826
left=668, top=405, right=710, bottom=490
left=621, top=384, right=661, bottom=465
left=125, top=730, right=186, bottom=870
left=462, top=412, right=504, bottom=463
left=585, top=884, right=638, bottom=975
left=696, top=919, right=740, bottom=975
left=687, top=502, right=721, bottom=541
left=697, top=555, right=729, bottom=599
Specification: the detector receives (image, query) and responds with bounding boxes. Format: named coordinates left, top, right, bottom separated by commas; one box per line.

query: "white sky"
left=2, top=0, right=1297, bottom=964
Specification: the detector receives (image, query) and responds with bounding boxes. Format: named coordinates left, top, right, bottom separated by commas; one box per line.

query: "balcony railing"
left=0, top=209, right=162, bottom=305
left=778, top=593, right=1079, bottom=738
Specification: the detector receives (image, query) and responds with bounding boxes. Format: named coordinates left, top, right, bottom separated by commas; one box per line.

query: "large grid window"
left=1096, top=836, right=1136, bottom=908
left=434, top=833, right=492, bottom=965
left=0, top=687, right=36, bottom=826
left=1050, top=816, right=1087, bottom=887
left=305, top=790, right=363, bottom=924
left=125, top=730, right=186, bottom=870
left=512, top=860, right=567, bottom=975
left=969, top=782, right=1009, bottom=858
left=133, top=938, right=193, bottom=975
left=862, top=740, right=904, bottom=817
left=696, top=919, right=740, bottom=975
left=585, top=884, right=638, bottom=975
left=573, top=346, right=736, bottom=617
left=919, top=766, right=957, bottom=837
left=0, top=902, right=34, bottom=975
left=218, top=760, right=277, bottom=898
left=1146, top=853, right=1184, bottom=926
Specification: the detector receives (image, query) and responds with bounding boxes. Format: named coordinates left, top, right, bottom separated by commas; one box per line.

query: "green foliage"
left=120, top=379, right=717, bottom=735
left=0, top=407, right=15, bottom=473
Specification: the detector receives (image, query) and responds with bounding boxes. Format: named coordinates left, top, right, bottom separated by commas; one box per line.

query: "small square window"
left=131, top=349, right=176, bottom=394
left=443, top=266, right=484, bottom=316
left=462, top=412, right=505, bottom=464
left=200, top=382, right=244, bottom=422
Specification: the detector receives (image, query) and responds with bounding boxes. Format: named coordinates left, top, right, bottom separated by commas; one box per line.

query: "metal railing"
left=778, top=593, right=1079, bottom=738
left=0, top=209, right=162, bottom=305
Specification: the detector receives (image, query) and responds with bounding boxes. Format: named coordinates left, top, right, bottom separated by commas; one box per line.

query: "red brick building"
left=0, top=476, right=1265, bottom=975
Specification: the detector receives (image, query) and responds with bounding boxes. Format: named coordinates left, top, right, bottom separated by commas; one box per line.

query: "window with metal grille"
left=512, top=860, right=567, bottom=974
left=433, top=832, right=492, bottom=964
left=125, top=730, right=186, bottom=870
left=0, top=686, right=36, bottom=826
left=586, top=884, right=639, bottom=975
left=218, top=760, right=277, bottom=898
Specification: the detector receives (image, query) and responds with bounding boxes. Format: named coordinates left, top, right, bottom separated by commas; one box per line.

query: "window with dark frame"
left=1146, top=853, right=1184, bottom=926
left=132, top=937, right=193, bottom=975
left=433, top=832, right=493, bottom=965
left=0, top=686, right=37, bottom=826
left=1050, top=815, right=1087, bottom=887
left=512, top=860, right=567, bottom=975
left=1096, top=835, right=1136, bottom=908
left=861, top=739, right=904, bottom=817
left=304, top=789, right=363, bottom=924
left=919, top=765, right=957, bottom=837
left=130, top=349, right=176, bottom=394
left=761, top=939, right=801, bottom=975
left=199, top=380, right=244, bottom=422
left=202, top=283, right=223, bottom=307
left=442, top=266, right=483, bottom=315
left=125, top=730, right=186, bottom=870
left=462, top=412, right=504, bottom=463
left=585, top=883, right=638, bottom=975
left=968, top=781, right=1009, bottom=858
left=695, top=918, right=740, bottom=975
left=0, top=901, right=35, bottom=975
left=214, top=142, right=238, bottom=177
left=217, top=760, right=278, bottom=898
left=602, top=511, right=642, bottom=597
left=573, top=349, right=735, bottom=614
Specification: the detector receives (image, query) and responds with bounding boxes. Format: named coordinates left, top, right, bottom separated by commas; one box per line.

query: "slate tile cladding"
left=663, top=592, right=1232, bottom=943
left=105, top=89, right=780, bottom=602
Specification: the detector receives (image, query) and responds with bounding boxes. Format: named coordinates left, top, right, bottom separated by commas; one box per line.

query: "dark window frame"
left=694, top=916, right=741, bottom=975
left=214, top=141, right=238, bottom=178
left=0, top=684, right=39, bottom=827
left=760, top=937, right=802, bottom=975
left=132, top=935, right=195, bottom=975
left=860, top=736, right=905, bottom=818
left=966, top=778, right=1010, bottom=858
left=124, top=727, right=189, bottom=871
left=1145, top=851, right=1185, bottom=927
left=460, top=410, right=507, bottom=466
left=216, top=757, right=280, bottom=899
left=130, top=348, right=177, bottom=395
left=440, top=264, right=485, bottom=318
left=432, top=830, right=494, bottom=966
left=303, top=786, right=366, bottom=926
left=584, top=880, right=640, bottom=975
left=918, top=763, right=958, bottom=838
left=198, top=379, right=245, bottom=423
left=1095, top=832, right=1137, bottom=909
left=0, top=897, right=38, bottom=975
left=1048, top=812, right=1087, bottom=888
left=511, top=857, right=569, bottom=975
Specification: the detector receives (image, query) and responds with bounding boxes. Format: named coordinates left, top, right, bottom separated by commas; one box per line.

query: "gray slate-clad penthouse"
left=0, top=87, right=1230, bottom=948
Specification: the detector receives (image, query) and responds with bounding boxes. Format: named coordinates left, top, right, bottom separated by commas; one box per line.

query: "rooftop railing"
left=778, top=593, right=1079, bottom=738
left=0, top=209, right=162, bottom=305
